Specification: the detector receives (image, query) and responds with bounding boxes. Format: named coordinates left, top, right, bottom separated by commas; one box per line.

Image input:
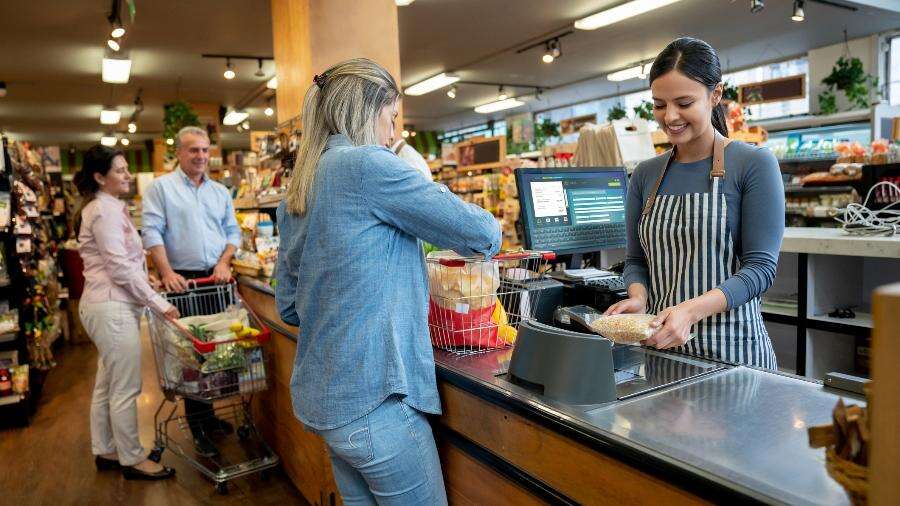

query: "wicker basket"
left=826, top=448, right=868, bottom=505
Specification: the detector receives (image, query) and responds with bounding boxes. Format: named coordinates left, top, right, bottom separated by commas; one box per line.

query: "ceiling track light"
left=224, top=58, right=236, bottom=80
left=264, top=97, right=275, bottom=116
left=107, top=38, right=120, bottom=52
left=498, top=85, right=508, bottom=101
left=108, top=0, right=126, bottom=38
left=542, top=42, right=555, bottom=64
left=750, top=0, right=765, bottom=13
left=792, top=0, right=805, bottom=21
left=255, top=58, right=265, bottom=77
left=447, top=85, right=457, bottom=99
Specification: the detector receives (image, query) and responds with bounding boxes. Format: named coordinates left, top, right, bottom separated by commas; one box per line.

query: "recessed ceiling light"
left=127, top=122, right=137, bottom=133
left=166, top=138, right=174, bottom=146
left=405, top=73, right=460, bottom=96
left=401, top=130, right=409, bottom=138
left=223, top=109, right=249, bottom=126
left=264, top=106, right=274, bottom=116
left=107, top=38, right=120, bottom=52
left=474, top=98, right=525, bottom=114
left=120, top=137, right=130, bottom=146
left=575, top=0, right=683, bottom=30
left=100, top=135, right=117, bottom=147
left=110, top=24, right=125, bottom=38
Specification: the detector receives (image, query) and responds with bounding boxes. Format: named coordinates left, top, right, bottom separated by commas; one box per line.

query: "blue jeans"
left=311, top=395, right=448, bottom=505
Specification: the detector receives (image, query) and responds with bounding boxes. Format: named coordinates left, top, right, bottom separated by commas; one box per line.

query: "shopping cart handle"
left=493, top=251, right=557, bottom=261
left=186, top=275, right=236, bottom=287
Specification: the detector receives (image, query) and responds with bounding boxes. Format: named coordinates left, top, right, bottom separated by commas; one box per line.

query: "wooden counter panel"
left=438, top=437, right=546, bottom=506
left=437, top=383, right=710, bottom=505
left=252, top=327, right=340, bottom=505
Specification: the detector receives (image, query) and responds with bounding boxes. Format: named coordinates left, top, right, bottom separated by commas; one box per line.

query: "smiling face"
left=176, top=132, right=210, bottom=180
left=651, top=70, right=722, bottom=146
left=376, top=99, right=399, bottom=147
left=95, top=154, right=131, bottom=197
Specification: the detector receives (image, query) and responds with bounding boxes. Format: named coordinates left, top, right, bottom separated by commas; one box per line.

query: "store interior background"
left=1, top=0, right=900, bottom=504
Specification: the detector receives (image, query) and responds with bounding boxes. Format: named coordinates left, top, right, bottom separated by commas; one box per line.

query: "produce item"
left=589, top=314, right=658, bottom=344
left=808, top=396, right=870, bottom=505
left=200, top=343, right=246, bottom=373
left=490, top=297, right=518, bottom=344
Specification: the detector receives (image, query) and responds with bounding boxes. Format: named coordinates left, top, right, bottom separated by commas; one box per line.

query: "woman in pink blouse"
left=75, top=145, right=177, bottom=481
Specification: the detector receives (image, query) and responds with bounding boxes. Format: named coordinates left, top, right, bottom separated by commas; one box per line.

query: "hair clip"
left=313, top=73, right=327, bottom=88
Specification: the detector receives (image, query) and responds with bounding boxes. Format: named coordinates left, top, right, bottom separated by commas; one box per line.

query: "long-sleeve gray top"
left=623, top=141, right=785, bottom=310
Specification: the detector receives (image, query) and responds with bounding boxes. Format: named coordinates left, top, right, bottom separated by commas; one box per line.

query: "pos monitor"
left=515, top=167, right=628, bottom=256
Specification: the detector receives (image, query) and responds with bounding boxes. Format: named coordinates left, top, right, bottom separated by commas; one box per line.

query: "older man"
left=142, top=126, right=241, bottom=457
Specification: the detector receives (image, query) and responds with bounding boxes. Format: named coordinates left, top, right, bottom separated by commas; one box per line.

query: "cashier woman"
left=605, top=37, right=785, bottom=368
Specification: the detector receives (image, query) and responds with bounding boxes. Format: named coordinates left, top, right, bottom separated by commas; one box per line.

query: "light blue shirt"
left=275, top=134, right=501, bottom=430
left=141, top=167, right=241, bottom=271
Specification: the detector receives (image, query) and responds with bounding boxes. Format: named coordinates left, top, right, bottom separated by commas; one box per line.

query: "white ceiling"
left=0, top=0, right=276, bottom=148
left=1, top=0, right=899, bottom=147
left=398, top=0, right=900, bottom=131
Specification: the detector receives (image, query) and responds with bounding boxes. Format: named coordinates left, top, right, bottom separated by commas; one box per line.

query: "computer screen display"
left=515, top=167, right=627, bottom=254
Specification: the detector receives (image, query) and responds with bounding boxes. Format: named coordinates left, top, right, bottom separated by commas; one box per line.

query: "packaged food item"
left=590, top=314, right=658, bottom=344
left=11, top=365, right=28, bottom=394
left=0, top=367, right=11, bottom=396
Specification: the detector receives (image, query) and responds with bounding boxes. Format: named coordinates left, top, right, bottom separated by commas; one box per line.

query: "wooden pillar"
left=271, top=0, right=403, bottom=135
left=871, top=282, right=900, bottom=506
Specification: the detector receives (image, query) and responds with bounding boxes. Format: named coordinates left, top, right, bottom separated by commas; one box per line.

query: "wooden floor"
left=0, top=324, right=307, bottom=505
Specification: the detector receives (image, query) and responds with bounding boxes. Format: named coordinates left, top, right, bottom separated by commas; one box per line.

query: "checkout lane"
left=237, top=274, right=858, bottom=505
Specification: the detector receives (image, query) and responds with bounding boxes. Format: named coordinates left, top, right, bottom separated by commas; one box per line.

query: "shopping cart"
left=146, top=276, right=279, bottom=494
left=426, top=250, right=555, bottom=355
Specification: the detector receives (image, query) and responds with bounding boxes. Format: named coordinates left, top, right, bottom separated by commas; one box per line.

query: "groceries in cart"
left=426, top=250, right=554, bottom=354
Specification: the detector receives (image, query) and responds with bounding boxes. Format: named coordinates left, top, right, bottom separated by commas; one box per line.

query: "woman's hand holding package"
left=643, top=303, right=697, bottom=349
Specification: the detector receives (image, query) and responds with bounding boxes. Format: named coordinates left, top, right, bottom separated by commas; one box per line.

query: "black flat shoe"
left=122, top=465, right=176, bottom=481
left=95, top=456, right=122, bottom=471
left=192, top=432, right=220, bottom=458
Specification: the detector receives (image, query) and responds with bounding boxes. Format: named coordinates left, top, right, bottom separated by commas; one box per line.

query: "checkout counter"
left=238, top=275, right=858, bottom=505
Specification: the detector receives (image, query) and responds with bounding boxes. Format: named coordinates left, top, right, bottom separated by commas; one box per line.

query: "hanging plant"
left=607, top=103, right=627, bottom=122
left=533, top=118, right=561, bottom=148
left=632, top=100, right=654, bottom=121
left=162, top=101, right=201, bottom=152
left=722, top=81, right=740, bottom=102
left=818, top=56, right=879, bottom=113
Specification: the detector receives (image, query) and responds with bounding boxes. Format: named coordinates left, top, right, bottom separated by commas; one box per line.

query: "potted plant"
left=818, top=56, right=879, bottom=115
left=607, top=103, right=627, bottom=122
left=632, top=100, right=654, bottom=121
left=533, top=118, right=560, bottom=148
left=162, top=101, right=201, bottom=153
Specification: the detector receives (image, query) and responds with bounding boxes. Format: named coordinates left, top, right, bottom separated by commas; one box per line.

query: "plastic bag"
left=426, top=251, right=500, bottom=311
left=590, top=314, right=657, bottom=344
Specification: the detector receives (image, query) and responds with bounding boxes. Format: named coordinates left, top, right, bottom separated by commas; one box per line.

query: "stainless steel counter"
left=236, top=276, right=856, bottom=505
left=435, top=348, right=857, bottom=506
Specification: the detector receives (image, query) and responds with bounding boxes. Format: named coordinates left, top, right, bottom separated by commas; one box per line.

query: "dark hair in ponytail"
left=73, top=145, right=123, bottom=235
left=648, top=37, right=728, bottom=137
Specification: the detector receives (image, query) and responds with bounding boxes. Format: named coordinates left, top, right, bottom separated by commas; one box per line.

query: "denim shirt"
left=275, top=134, right=501, bottom=430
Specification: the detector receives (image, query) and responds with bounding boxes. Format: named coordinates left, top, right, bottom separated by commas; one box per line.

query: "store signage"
left=560, top=114, right=598, bottom=135
left=455, top=135, right=506, bottom=171
left=739, top=75, right=806, bottom=105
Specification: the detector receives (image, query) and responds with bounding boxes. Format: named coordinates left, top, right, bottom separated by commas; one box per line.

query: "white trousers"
left=79, top=300, right=145, bottom=466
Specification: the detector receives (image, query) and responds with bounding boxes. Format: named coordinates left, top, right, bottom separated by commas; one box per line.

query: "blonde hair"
left=286, top=58, right=400, bottom=215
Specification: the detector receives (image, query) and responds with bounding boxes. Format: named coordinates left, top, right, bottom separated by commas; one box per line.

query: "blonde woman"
left=275, top=58, right=500, bottom=504
left=75, top=145, right=178, bottom=480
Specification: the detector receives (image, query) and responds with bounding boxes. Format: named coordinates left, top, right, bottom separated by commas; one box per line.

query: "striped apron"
left=638, top=133, right=777, bottom=369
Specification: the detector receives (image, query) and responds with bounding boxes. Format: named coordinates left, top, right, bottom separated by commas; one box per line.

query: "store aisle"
left=0, top=323, right=307, bottom=505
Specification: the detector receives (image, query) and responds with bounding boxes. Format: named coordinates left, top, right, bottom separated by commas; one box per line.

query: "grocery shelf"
left=761, top=302, right=798, bottom=318
left=808, top=312, right=872, bottom=331
left=0, top=394, right=24, bottom=406
left=752, top=109, right=870, bottom=133
left=784, top=185, right=855, bottom=194
left=777, top=155, right=838, bottom=164
left=0, top=331, right=17, bottom=344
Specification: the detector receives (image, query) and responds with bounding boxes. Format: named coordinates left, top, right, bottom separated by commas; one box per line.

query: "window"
left=723, top=57, right=810, bottom=119
left=888, top=36, right=900, bottom=105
